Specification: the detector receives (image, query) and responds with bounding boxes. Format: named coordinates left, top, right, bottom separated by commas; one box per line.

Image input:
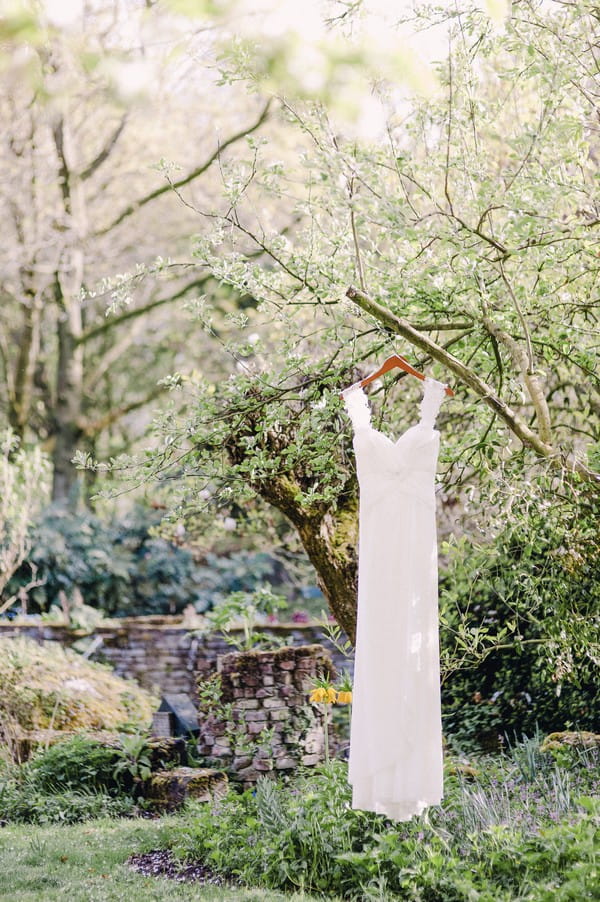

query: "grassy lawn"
left=0, top=817, right=326, bottom=902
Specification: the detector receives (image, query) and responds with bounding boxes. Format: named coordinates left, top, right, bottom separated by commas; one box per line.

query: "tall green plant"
left=440, top=477, right=600, bottom=746
left=203, top=586, right=287, bottom=651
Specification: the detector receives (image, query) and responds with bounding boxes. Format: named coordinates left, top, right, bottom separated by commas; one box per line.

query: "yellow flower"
left=309, top=686, right=338, bottom=704
left=337, top=690, right=353, bottom=704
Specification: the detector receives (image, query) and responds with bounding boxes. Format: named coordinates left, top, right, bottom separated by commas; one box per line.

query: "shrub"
left=168, top=741, right=600, bottom=900
left=439, top=480, right=599, bottom=749
left=191, top=550, right=299, bottom=610
left=26, top=736, right=122, bottom=794
left=7, top=506, right=310, bottom=618
left=0, top=734, right=158, bottom=825
left=7, top=505, right=208, bottom=617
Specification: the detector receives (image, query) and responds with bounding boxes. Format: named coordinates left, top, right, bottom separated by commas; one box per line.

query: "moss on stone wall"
left=0, top=636, right=157, bottom=758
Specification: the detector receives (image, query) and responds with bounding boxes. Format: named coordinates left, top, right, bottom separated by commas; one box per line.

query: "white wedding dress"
left=343, top=377, right=447, bottom=821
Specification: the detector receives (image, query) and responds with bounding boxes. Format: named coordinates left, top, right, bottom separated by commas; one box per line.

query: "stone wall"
left=197, top=645, right=334, bottom=784
left=0, top=617, right=353, bottom=697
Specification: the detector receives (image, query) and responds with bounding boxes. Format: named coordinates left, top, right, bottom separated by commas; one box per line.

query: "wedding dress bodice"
left=343, top=378, right=446, bottom=506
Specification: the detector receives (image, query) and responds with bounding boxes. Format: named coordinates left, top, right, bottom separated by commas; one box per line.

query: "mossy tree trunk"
left=224, top=431, right=359, bottom=644
left=265, top=482, right=359, bottom=646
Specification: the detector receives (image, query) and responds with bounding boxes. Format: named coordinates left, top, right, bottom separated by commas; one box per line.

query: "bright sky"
left=37, top=0, right=513, bottom=135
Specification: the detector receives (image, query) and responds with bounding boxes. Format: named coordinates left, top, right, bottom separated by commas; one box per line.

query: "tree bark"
left=297, top=506, right=358, bottom=645
left=262, top=478, right=359, bottom=644
left=9, top=288, right=43, bottom=438
left=52, top=283, right=84, bottom=504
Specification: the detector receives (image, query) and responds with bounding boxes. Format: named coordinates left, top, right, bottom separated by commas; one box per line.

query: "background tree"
left=0, top=0, right=270, bottom=504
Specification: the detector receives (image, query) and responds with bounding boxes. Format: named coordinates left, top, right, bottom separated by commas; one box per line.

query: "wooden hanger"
left=341, top=354, right=454, bottom=398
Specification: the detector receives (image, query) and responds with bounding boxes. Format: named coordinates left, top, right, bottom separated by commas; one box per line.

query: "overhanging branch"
left=482, top=314, right=552, bottom=445
left=78, top=385, right=166, bottom=436
left=345, top=285, right=597, bottom=480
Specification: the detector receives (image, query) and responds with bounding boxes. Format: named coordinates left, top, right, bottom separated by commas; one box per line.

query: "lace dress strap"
left=342, top=385, right=372, bottom=432
left=419, top=378, right=447, bottom=428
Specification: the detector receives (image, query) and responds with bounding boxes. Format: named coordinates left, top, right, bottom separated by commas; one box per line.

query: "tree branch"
left=52, top=117, right=71, bottom=214
left=411, top=320, right=474, bottom=332
left=83, top=324, right=143, bottom=395
left=80, top=115, right=127, bottom=181
left=345, top=285, right=597, bottom=479
left=348, top=176, right=366, bottom=291
left=452, top=213, right=509, bottom=256
left=78, top=385, right=167, bottom=436
left=444, top=36, right=454, bottom=214
left=95, top=100, right=272, bottom=236
left=76, top=275, right=211, bottom=346
left=498, top=261, right=535, bottom=373
left=0, top=567, right=45, bottom=618
left=482, top=315, right=552, bottom=445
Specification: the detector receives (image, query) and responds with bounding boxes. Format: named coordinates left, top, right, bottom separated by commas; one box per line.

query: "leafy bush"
left=192, top=550, right=291, bottom=609
left=168, top=741, right=600, bottom=900
left=0, top=780, right=135, bottom=825
left=0, top=734, right=157, bottom=825
left=439, top=479, right=599, bottom=749
left=7, top=507, right=310, bottom=618
left=7, top=505, right=208, bottom=617
left=28, top=732, right=165, bottom=792
left=190, top=549, right=324, bottom=614
left=25, top=736, right=122, bottom=794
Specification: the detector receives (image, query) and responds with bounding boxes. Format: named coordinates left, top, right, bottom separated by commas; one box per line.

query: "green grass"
left=0, top=816, right=328, bottom=901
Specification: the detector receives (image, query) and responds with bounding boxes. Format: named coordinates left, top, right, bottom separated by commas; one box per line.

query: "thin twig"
left=348, top=176, right=366, bottom=292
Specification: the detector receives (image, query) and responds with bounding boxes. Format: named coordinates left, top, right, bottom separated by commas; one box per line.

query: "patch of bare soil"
left=128, top=849, right=234, bottom=886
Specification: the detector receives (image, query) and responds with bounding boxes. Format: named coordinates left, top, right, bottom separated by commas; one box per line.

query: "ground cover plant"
left=0, top=816, right=326, bottom=901
left=0, top=734, right=154, bottom=826
left=166, top=737, right=600, bottom=900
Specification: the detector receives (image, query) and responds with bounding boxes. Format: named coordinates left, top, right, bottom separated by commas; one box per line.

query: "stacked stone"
left=197, top=644, right=334, bottom=785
